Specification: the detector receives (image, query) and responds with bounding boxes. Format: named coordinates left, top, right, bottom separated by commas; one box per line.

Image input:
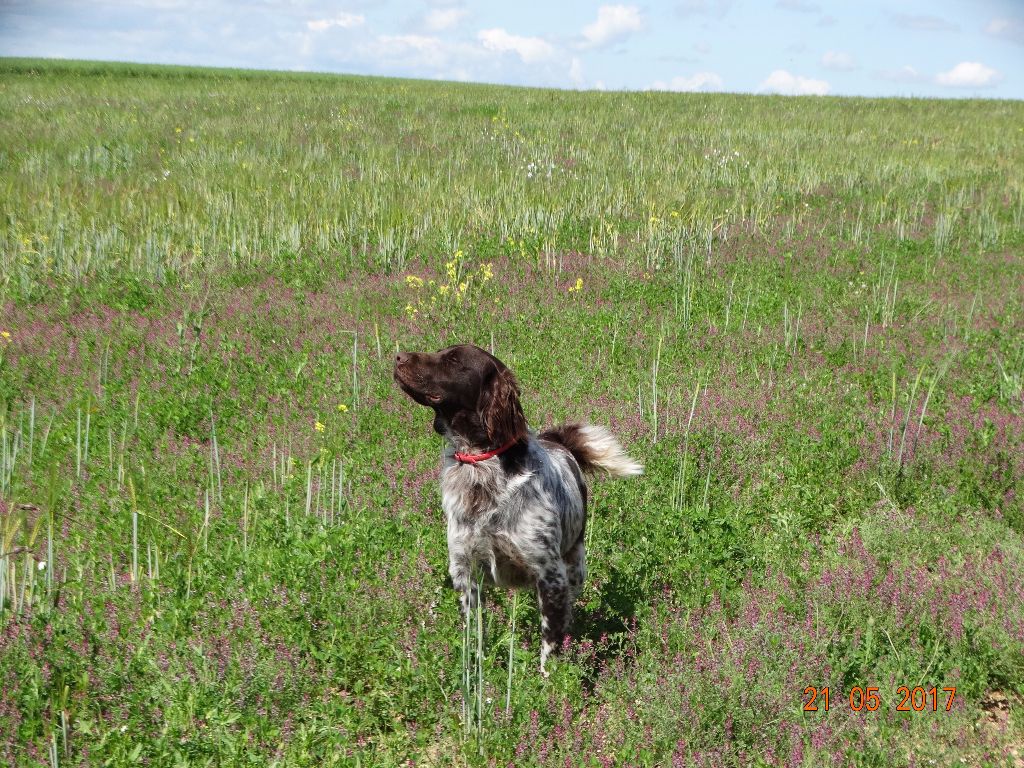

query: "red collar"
left=454, top=438, right=520, bottom=465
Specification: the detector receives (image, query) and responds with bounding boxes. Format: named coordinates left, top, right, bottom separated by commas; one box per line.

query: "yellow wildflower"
left=315, top=421, right=325, bottom=433
left=0, top=331, right=10, bottom=341
left=337, top=404, right=348, bottom=413
left=405, top=275, right=424, bottom=289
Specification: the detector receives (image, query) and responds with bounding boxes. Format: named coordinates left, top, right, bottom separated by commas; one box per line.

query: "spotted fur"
left=395, top=344, right=642, bottom=674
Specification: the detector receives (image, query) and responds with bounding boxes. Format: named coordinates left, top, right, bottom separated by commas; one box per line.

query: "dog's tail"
left=539, top=424, right=643, bottom=478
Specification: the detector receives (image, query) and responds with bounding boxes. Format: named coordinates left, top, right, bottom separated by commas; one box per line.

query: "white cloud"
left=307, top=13, right=364, bottom=32
left=650, top=72, right=723, bottom=91
left=366, top=34, right=451, bottom=68
left=760, top=69, right=829, bottom=95
left=879, top=64, right=925, bottom=83
left=776, top=0, right=820, bottom=13
left=984, top=17, right=1024, bottom=45
left=569, top=57, right=585, bottom=87
left=424, top=8, right=468, bottom=32
left=676, top=0, right=734, bottom=18
left=935, top=61, right=999, bottom=88
left=892, top=14, right=958, bottom=32
left=821, top=50, right=856, bottom=71
left=477, top=28, right=554, bottom=64
left=580, top=5, right=644, bottom=49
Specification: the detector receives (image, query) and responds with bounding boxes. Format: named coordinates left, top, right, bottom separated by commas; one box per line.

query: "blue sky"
left=1, top=1, right=1022, bottom=98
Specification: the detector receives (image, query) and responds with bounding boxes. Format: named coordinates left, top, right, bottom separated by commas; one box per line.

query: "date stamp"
left=803, top=686, right=956, bottom=713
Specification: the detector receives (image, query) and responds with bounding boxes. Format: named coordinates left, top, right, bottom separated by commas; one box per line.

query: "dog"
left=394, top=343, right=642, bottom=674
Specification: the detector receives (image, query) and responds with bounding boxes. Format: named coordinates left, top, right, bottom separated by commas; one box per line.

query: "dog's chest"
left=440, top=464, right=504, bottom=524
left=440, top=464, right=536, bottom=587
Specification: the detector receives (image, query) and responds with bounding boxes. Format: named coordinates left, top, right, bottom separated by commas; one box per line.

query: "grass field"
left=1, top=57, right=1023, bottom=766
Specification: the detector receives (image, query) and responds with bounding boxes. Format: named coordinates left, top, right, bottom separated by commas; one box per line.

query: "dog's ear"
left=479, top=365, right=527, bottom=446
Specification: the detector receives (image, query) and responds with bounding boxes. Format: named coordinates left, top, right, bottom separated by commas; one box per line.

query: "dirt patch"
left=977, top=690, right=1024, bottom=767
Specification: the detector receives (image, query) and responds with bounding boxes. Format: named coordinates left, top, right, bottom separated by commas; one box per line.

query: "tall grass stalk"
left=304, top=462, right=313, bottom=517
left=783, top=299, right=802, bottom=354
left=0, top=420, right=14, bottom=496
left=132, top=502, right=138, bottom=584
left=83, top=398, right=91, bottom=474
left=242, top=482, right=249, bottom=553
left=40, top=410, right=54, bottom=458
left=672, top=379, right=702, bottom=512
left=203, top=488, right=211, bottom=551
left=210, top=413, right=223, bottom=503
left=887, top=370, right=897, bottom=458
left=964, top=291, right=979, bottom=343
left=28, top=396, right=35, bottom=467
left=329, top=460, right=336, bottom=526
left=476, top=573, right=484, bottom=756
left=650, top=330, right=663, bottom=441
left=460, top=571, right=486, bottom=752
left=909, top=358, right=953, bottom=466
left=46, top=504, right=53, bottom=593
left=127, top=476, right=140, bottom=582
left=342, top=462, right=350, bottom=524
left=75, top=407, right=81, bottom=480
left=505, top=590, right=518, bottom=716
left=61, top=710, right=69, bottom=761
left=896, top=367, right=925, bottom=471
left=724, top=275, right=736, bottom=332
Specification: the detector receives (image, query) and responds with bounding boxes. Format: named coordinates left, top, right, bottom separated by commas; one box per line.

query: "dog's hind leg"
left=563, top=538, right=587, bottom=608
left=537, top=562, right=570, bottom=676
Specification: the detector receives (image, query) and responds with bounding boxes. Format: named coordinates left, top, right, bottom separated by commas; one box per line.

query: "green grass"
left=1, top=58, right=1022, bottom=766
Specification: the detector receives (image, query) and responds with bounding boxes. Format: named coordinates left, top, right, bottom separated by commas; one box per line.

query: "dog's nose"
left=395, top=352, right=409, bottom=367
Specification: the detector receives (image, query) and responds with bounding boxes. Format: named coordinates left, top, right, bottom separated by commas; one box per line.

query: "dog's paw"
left=540, top=640, right=556, bottom=678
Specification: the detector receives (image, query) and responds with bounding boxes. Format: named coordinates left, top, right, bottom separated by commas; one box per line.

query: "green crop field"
left=1, top=58, right=1022, bottom=766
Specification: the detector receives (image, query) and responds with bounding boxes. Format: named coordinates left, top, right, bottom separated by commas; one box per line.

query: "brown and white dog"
left=394, top=344, right=642, bottom=674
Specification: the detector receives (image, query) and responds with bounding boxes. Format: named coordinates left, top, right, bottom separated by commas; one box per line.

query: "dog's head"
left=394, top=344, right=527, bottom=448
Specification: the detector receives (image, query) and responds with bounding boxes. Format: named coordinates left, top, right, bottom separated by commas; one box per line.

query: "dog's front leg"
left=537, top=563, right=570, bottom=677
left=449, top=555, right=481, bottom=617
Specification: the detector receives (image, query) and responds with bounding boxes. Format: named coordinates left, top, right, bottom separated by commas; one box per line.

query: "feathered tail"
left=538, top=424, right=643, bottom=477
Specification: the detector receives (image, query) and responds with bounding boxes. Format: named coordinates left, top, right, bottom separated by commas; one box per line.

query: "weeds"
left=0, top=59, right=1021, bottom=767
